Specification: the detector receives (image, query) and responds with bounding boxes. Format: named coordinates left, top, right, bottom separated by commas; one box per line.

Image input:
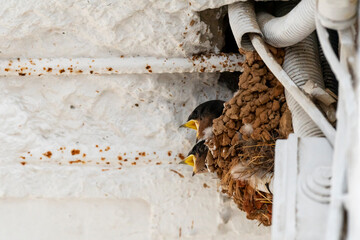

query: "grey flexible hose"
left=283, top=33, right=325, bottom=137
left=257, top=0, right=316, bottom=47
left=319, top=46, right=338, bottom=96
left=319, top=30, right=339, bottom=95
left=228, top=1, right=262, bottom=51
left=275, top=1, right=325, bottom=137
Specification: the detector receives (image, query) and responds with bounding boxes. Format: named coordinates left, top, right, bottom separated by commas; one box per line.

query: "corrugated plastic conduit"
left=256, top=0, right=316, bottom=48
left=228, top=1, right=262, bottom=51
left=228, top=1, right=335, bottom=145
left=283, top=33, right=325, bottom=137
left=274, top=0, right=325, bottom=137
left=318, top=30, right=339, bottom=95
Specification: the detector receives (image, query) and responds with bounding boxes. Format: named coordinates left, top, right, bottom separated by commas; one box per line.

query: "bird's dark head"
left=180, top=100, right=225, bottom=141
left=180, top=140, right=208, bottom=176
left=187, top=100, right=225, bottom=122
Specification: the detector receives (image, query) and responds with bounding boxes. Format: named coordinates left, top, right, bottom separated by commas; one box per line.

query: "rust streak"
left=170, top=169, right=184, bottom=178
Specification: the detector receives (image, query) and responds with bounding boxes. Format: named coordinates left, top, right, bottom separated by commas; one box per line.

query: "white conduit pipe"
left=315, top=18, right=355, bottom=114
left=283, top=33, right=325, bottom=137
left=347, top=14, right=360, bottom=240
left=0, top=54, right=244, bottom=76
left=316, top=18, right=356, bottom=240
left=257, top=0, right=316, bottom=48
left=318, top=0, right=358, bottom=29
left=228, top=1, right=335, bottom=145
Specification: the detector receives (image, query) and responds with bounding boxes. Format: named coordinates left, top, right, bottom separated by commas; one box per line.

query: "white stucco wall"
left=0, top=0, right=270, bottom=239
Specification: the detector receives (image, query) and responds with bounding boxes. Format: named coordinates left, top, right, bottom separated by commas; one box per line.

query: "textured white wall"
left=0, top=0, right=242, bottom=58
left=0, top=0, right=270, bottom=239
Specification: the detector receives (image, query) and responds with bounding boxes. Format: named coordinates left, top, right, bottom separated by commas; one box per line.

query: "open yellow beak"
left=180, top=120, right=199, bottom=131
left=180, top=154, right=195, bottom=167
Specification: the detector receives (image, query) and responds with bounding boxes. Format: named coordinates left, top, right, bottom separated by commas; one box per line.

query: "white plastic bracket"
left=272, top=134, right=333, bottom=240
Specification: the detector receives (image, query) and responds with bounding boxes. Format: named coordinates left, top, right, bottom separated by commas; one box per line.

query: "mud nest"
left=206, top=46, right=293, bottom=226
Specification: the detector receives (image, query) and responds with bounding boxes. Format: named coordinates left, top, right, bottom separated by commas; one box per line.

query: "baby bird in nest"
left=180, top=140, right=209, bottom=176
left=180, top=100, right=224, bottom=142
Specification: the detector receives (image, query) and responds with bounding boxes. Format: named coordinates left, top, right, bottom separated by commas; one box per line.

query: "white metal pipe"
left=0, top=54, right=244, bottom=76
left=257, top=0, right=316, bottom=48
left=250, top=34, right=336, bottom=145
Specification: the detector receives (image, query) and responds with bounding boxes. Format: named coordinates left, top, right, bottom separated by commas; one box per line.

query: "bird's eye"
left=194, top=111, right=199, bottom=118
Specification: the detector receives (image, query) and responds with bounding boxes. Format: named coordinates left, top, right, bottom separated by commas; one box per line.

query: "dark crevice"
left=219, top=9, right=240, bottom=92
left=221, top=13, right=239, bottom=54
left=199, top=7, right=242, bottom=93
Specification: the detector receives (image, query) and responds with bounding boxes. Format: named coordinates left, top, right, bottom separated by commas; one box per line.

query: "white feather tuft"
left=198, top=126, right=214, bottom=141
left=230, top=162, right=248, bottom=181
left=230, top=162, right=273, bottom=193
left=203, top=126, right=213, bottom=140
left=242, top=123, right=253, bottom=135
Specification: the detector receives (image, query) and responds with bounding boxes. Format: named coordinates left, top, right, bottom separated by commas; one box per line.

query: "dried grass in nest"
left=206, top=46, right=293, bottom=226
left=236, top=142, right=275, bottom=178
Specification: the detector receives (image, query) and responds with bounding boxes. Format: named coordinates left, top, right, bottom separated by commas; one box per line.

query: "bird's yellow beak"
left=180, top=120, right=199, bottom=131
left=180, top=154, right=195, bottom=167
left=180, top=154, right=198, bottom=176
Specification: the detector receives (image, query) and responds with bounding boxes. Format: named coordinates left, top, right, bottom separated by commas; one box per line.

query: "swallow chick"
left=181, top=100, right=225, bottom=141
left=180, top=140, right=209, bottom=176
